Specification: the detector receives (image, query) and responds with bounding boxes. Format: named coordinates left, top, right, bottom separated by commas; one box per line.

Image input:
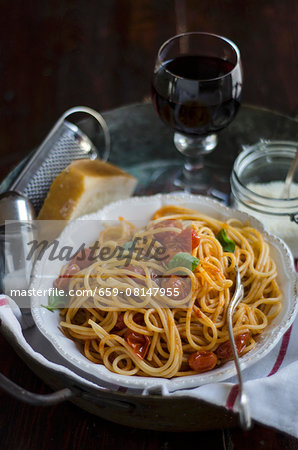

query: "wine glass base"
left=174, top=168, right=230, bottom=203
left=130, top=160, right=231, bottom=204
left=173, top=167, right=213, bottom=193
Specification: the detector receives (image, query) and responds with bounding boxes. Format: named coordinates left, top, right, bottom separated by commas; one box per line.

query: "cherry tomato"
left=125, top=265, right=161, bottom=287
left=176, top=227, right=192, bottom=252
left=54, top=263, right=80, bottom=290
left=215, top=332, right=250, bottom=360
left=114, top=312, right=144, bottom=332
left=150, top=270, right=163, bottom=286
left=162, top=227, right=200, bottom=261
left=153, top=219, right=183, bottom=244
left=114, top=312, right=126, bottom=330
left=71, top=248, right=93, bottom=269
left=133, top=312, right=145, bottom=325
left=125, top=265, right=146, bottom=286
left=161, top=275, right=191, bottom=300
left=191, top=229, right=200, bottom=248
left=188, top=351, right=218, bottom=372
left=176, top=227, right=200, bottom=250
left=125, top=330, right=150, bottom=359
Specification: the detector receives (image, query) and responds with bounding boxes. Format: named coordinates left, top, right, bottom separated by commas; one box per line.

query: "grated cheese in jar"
left=238, top=181, right=298, bottom=256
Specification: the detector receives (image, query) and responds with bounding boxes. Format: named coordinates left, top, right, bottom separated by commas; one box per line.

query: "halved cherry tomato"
left=54, top=263, right=80, bottom=290
left=125, top=265, right=161, bottom=287
left=153, top=219, right=183, bottom=244
left=176, top=227, right=192, bottom=252
left=150, top=270, right=163, bottom=286
left=162, top=230, right=191, bottom=263
left=161, top=227, right=200, bottom=262
left=71, top=248, right=93, bottom=269
left=161, top=275, right=191, bottom=300
left=215, top=332, right=250, bottom=360
left=125, top=265, right=146, bottom=286
left=133, top=312, right=145, bottom=325
left=191, top=229, right=200, bottom=249
left=125, top=330, right=150, bottom=359
left=188, top=351, right=217, bottom=372
left=114, top=312, right=144, bottom=332
left=115, top=312, right=126, bottom=330
left=176, top=227, right=200, bottom=251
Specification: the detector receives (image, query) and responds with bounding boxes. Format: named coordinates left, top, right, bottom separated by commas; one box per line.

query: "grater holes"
left=23, top=128, right=97, bottom=213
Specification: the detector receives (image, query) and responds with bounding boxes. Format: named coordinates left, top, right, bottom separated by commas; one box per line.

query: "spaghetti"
left=56, top=205, right=282, bottom=378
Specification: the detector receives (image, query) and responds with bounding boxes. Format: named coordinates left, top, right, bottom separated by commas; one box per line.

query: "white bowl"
left=31, top=194, right=298, bottom=392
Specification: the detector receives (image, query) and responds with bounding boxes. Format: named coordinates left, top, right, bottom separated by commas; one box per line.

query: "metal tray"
left=0, top=102, right=297, bottom=431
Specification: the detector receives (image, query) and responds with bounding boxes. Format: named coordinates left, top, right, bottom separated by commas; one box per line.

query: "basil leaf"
left=168, top=252, right=199, bottom=272
left=122, top=241, right=133, bottom=250
left=216, top=229, right=236, bottom=253
left=42, top=292, right=68, bottom=313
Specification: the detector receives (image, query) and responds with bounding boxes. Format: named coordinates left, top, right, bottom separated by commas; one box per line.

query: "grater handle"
left=60, top=106, right=110, bottom=162
left=10, top=106, right=110, bottom=192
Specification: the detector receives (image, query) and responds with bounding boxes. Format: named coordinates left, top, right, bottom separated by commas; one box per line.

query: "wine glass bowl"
left=151, top=32, right=243, bottom=193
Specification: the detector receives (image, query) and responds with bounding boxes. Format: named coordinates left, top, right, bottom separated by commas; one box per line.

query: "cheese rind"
left=38, top=159, right=137, bottom=220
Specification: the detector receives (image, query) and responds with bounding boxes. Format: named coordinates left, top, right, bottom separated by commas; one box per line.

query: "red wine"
left=152, top=55, right=241, bottom=137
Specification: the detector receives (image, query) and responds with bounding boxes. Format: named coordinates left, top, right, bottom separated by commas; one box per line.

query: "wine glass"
left=151, top=31, right=243, bottom=194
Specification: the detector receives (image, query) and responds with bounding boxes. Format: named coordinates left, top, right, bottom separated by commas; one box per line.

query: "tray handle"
left=0, top=370, right=135, bottom=411
left=0, top=372, right=76, bottom=406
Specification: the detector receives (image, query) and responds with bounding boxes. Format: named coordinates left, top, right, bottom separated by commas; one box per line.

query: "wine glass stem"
left=177, top=154, right=211, bottom=192
left=173, top=132, right=217, bottom=192
left=183, top=156, right=204, bottom=181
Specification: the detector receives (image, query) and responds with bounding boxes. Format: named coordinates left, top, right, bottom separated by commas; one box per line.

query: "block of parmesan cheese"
left=38, top=159, right=137, bottom=220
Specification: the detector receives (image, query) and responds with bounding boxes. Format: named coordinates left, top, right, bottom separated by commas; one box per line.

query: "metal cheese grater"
left=9, top=106, right=110, bottom=213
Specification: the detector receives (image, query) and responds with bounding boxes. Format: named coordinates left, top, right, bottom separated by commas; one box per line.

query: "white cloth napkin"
left=1, top=293, right=298, bottom=438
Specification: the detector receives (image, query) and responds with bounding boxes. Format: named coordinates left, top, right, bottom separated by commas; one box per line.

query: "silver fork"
left=227, top=265, right=252, bottom=430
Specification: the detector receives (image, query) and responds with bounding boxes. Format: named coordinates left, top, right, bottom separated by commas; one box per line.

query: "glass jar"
left=230, top=140, right=298, bottom=257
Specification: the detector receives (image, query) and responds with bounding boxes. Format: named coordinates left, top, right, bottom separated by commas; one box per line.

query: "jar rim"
left=232, top=140, right=298, bottom=203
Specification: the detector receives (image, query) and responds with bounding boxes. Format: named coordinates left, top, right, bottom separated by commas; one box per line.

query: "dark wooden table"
left=0, top=1, right=298, bottom=449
